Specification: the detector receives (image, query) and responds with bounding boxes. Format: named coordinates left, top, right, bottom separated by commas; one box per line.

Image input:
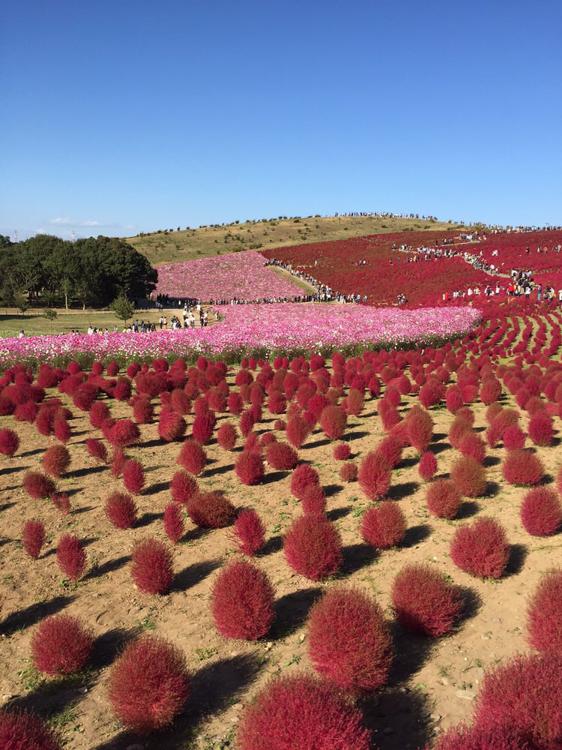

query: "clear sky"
left=1, top=0, right=561, bottom=239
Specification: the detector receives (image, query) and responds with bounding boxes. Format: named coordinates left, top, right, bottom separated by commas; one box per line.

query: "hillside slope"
left=126, top=214, right=469, bottom=265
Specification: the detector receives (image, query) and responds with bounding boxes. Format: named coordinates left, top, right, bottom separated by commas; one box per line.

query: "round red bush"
left=458, top=432, right=486, bottom=464
left=528, top=413, right=554, bottom=447
left=22, top=520, right=45, bottom=559
left=340, top=461, right=358, bottom=482
left=474, top=653, right=562, bottom=747
left=0, top=710, right=62, bottom=750
left=527, top=569, right=562, bottom=655
left=123, top=459, right=145, bottom=494
left=131, top=538, right=173, bottom=594
left=42, top=444, right=70, bottom=478
left=163, top=502, right=184, bottom=543
left=307, top=586, right=392, bottom=693
left=111, top=446, right=127, bottom=478
left=265, top=441, right=298, bottom=471
left=520, top=488, right=561, bottom=536
left=170, top=470, right=198, bottom=505
left=503, top=424, right=526, bottom=450
left=361, top=502, right=405, bottom=548
left=192, top=411, right=216, bottom=444
left=333, top=442, right=351, bottom=461
left=284, top=515, right=342, bottom=580
left=358, top=451, right=391, bottom=501
left=86, top=438, right=107, bottom=462
left=285, top=414, right=310, bottom=449
left=449, top=417, right=472, bottom=449
left=186, top=491, right=236, bottom=528
left=392, top=563, right=462, bottom=636
left=132, top=396, right=153, bottom=424
left=177, top=439, right=207, bottom=476
left=234, top=508, right=265, bottom=555
left=235, top=451, right=264, bottom=485
left=56, top=534, right=86, bottom=580
left=158, top=410, right=186, bottom=442
left=426, top=479, right=462, bottom=519
left=0, top=428, right=19, bottom=457
left=406, top=407, right=433, bottom=453
left=108, top=635, right=189, bottom=731
left=418, top=451, right=437, bottom=481
left=503, top=450, right=544, bottom=486
left=217, top=422, right=237, bottom=451
left=23, top=471, right=56, bottom=500
left=109, top=418, right=140, bottom=447
left=450, top=455, right=487, bottom=497
left=237, top=673, right=371, bottom=750
left=319, top=405, right=347, bottom=440
left=375, top=435, right=402, bottom=469
left=290, top=463, right=320, bottom=500
left=32, top=614, right=93, bottom=675
left=105, top=492, right=137, bottom=529
left=419, top=379, right=444, bottom=409
left=301, top=485, right=326, bottom=514
left=212, top=560, right=275, bottom=640
left=450, top=517, right=509, bottom=579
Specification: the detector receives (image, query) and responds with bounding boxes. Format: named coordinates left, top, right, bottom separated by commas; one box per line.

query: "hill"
left=126, top=214, right=470, bottom=265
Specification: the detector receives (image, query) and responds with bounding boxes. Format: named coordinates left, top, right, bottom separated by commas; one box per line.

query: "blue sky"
left=1, top=0, right=561, bottom=239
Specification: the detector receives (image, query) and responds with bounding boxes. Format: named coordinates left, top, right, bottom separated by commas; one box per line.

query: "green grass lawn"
left=126, top=214, right=470, bottom=266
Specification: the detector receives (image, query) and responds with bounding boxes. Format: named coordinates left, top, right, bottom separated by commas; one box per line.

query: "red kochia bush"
left=131, top=538, right=173, bottom=594
left=528, top=413, right=554, bottom=447
left=56, top=534, right=86, bottom=580
left=105, top=492, right=137, bottom=529
left=503, top=450, right=544, bottom=486
left=186, top=491, right=236, bottom=528
left=42, top=444, right=70, bottom=478
left=177, top=439, right=207, bottom=476
left=450, top=455, right=487, bottom=497
left=86, top=437, right=107, bottom=463
left=170, top=470, right=198, bottom=505
left=192, top=411, right=216, bottom=444
left=426, top=479, right=461, bottom=519
left=406, top=407, right=433, bottom=453
left=333, top=442, right=351, bottom=461
left=290, top=463, right=320, bottom=500
left=392, top=563, right=462, bottom=636
left=23, top=471, right=56, bottom=499
left=111, top=446, right=127, bottom=478
left=158, top=410, right=186, bottom=442
left=123, top=459, right=145, bottom=495
left=431, top=725, right=542, bottom=750
left=450, top=518, right=509, bottom=579
left=32, top=615, right=93, bottom=675
left=22, top=520, right=45, bottom=559
left=0, top=710, right=62, bottom=750
left=109, top=418, right=140, bottom=447
left=265, top=441, right=298, bottom=471
left=235, top=451, right=264, bottom=485
left=163, top=502, right=184, bottom=543
left=474, top=653, right=562, bottom=747
left=361, top=502, right=405, bottom=548
left=0, top=428, right=19, bottom=456
left=458, top=432, right=486, bottom=464
left=307, top=587, right=392, bottom=692
left=520, top=488, right=562, bottom=536
left=132, top=396, right=153, bottom=424
left=319, top=405, right=347, bottom=440
left=234, top=509, right=265, bottom=555
left=284, top=515, right=342, bottom=580
left=527, top=569, right=562, bottom=655
left=108, top=635, right=189, bottom=731
left=285, top=414, right=310, bottom=448
left=358, top=451, right=391, bottom=501
left=237, top=673, right=371, bottom=750
left=503, top=424, right=526, bottom=450
left=300, top=485, right=325, bottom=515
left=217, top=422, right=237, bottom=450
left=212, top=560, right=275, bottom=640
left=418, top=450, right=437, bottom=481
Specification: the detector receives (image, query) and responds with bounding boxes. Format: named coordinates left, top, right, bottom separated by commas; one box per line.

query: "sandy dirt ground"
left=1, top=372, right=561, bottom=750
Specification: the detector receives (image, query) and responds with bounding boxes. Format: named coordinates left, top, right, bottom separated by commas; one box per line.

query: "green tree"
left=110, top=294, right=135, bottom=324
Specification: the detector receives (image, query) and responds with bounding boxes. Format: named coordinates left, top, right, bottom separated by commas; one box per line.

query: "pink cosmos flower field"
left=155, top=251, right=303, bottom=301
left=0, top=304, right=480, bottom=364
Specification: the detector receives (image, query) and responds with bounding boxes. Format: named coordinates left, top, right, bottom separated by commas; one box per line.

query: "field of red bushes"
left=262, top=229, right=562, bottom=307
left=1, top=306, right=562, bottom=749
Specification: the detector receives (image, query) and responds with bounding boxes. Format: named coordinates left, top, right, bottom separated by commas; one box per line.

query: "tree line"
left=0, top=234, right=157, bottom=309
